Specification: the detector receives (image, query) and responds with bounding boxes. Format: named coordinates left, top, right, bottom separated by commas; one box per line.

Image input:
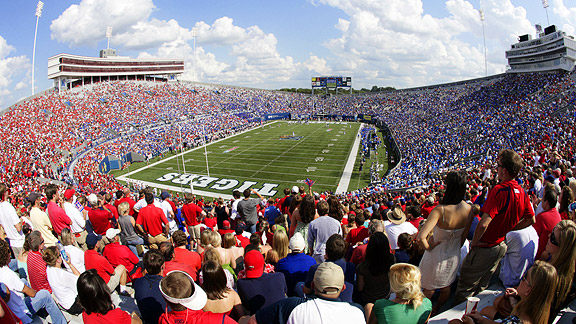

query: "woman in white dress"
left=417, top=170, right=473, bottom=315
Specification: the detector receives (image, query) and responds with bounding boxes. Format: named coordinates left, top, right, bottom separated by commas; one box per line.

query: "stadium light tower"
left=32, top=1, right=44, bottom=96
left=192, top=27, right=198, bottom=82
left=542, top=0, right=550, bottom=26
left=479, top=9, right=487, bottom=76
left=106, top=26, right=113, bottom=50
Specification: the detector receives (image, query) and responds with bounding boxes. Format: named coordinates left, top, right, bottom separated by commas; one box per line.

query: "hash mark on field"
left=306, top=167, right=317, bottom=172
left=233, top=140, right=239, bottom=143
left=167, top=167, right=173, bottom=170
left=185, top=159, right=194, bottom=162
left=322, top=149, right=330, bottom=153
left=315, top=157, right=324, bottom=162
left=327, top=144, right=334, bottom=147
left=336, top=134, right=341, bottom=137
left=219, top=145, right=227, bottom=148
left=203, top=151, right=212, bottom=155
left=244, top=136, right=251, bottom=138
left=331, top=139, right=338, bottom=141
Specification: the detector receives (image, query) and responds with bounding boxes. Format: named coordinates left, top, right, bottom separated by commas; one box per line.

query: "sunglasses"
left=521, top=272, right=532, bottom=287
left=550, top=231, right=559, bottom=246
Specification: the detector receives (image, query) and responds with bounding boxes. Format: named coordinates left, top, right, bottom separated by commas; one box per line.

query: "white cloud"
left=0, top=36, right=30, bottom=108
left=113, top=18, right=195, bottom=51
left=50, top=0, right=155, bottom=47
left=552, top=0, right=576, bottom=34
left=196, top=17, right=249, bottom=46
left=315, top=0, right=535, bottom=87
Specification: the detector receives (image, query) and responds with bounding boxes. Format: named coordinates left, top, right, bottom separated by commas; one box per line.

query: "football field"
left=117, top=121, right=365, bottom=198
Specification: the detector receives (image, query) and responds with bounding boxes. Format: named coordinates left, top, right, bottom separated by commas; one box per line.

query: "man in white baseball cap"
left=159, top=270, right=236, bottom=323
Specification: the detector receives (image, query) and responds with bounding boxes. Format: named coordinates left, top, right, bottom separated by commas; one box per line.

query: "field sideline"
left=117, top=121, right=366, bottom=199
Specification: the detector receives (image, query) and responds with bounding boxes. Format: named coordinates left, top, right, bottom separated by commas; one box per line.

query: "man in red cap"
left=236, top=249, right=287, bottom=314
left=217, top=220, right=234, bottom=236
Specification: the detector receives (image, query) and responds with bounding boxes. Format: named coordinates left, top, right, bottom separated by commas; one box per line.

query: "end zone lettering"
left=156, top=173, right=279, bottom=196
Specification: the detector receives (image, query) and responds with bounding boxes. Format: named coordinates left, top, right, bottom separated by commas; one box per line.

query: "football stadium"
left=1, top=2, right=576, bottom=324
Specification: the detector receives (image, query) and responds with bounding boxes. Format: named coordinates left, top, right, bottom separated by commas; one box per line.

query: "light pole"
left=542, top=0, right=550, bottom=26
left=192, top=27, right=198, bottom=82
left=479, top=9, right=487, bottom=76
left=106, top=26, right=113, bottom=50
left=32, top=1, right=44, bottom=96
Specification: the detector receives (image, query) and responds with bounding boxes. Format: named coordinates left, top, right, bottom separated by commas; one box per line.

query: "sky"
left=1, top=0, right=576, bottom=109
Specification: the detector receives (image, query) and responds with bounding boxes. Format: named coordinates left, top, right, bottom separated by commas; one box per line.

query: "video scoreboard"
left=311, top=76, right=352, bottom=88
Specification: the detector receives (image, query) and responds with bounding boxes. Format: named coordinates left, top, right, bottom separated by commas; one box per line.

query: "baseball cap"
left=314, top=262, right=344, bottom=295
left=27, top=192, right=41, bottom=204
left=86, top=233, right=102, bottom=247
left=87, top=194, right=98, bottom=206
left=105, top=228, right=121, bottom=240
left=289, top=232, right=305, bottom=252
left=244, top=250, right=265, bottom=278
left=223, top=220, right=230, bottom=228
left=291, top=186, right=299, bottom=194
left=64, top=189, right=75, bottom=200
left=161, top=191, right=171, bottom=200
left=160, top=271, right=207, bottom=310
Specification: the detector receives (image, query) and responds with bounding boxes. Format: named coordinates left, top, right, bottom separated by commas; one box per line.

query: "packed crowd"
left=1, top=71, right=575, bottom=199
left=0, top=71, right=575, bottom=323
left=0, top=146, right=575, bottom=324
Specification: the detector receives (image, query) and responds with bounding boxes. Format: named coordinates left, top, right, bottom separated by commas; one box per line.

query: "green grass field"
left=116, top=121, right=388, bottom=198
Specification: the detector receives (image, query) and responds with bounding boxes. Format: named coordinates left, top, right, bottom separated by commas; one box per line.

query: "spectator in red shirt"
left=45, top=184, right=71, bottom=236
left=203, top=213, right=217, bottom=231
left=104, top=193, right=119, bottom=221
left=218, top=220, right=235, bottom=237
left=454, top=149, right=536, bottom=305
left=406, top=206, right=424, bottom=230
left=181, top=193, right=206, bottom=248
left=115, top=188, right=137, bottom=217
left=159, top=242, right=197, bottom=280
left=26, top=231, right=52, bottom=293
left=349, top=219, right=385, bottom=265
left=345, top=211, right=369, bottom=248
left=87, top=194, right=114, bottom=236
left=135, top=193, right=169, bottom=249
left=84, top=233, right=130, bottom=295
left=102, top=228, right=143, bottom=280
left=234, top=222, right=250, bottom=248
left=171, top=230, right=201, bottom=281
left=420, top=195, right=436, bottom=219
left=533, top=185, right=562, bottom=259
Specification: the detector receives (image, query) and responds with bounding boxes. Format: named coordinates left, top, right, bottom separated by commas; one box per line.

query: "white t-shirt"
left=46, top=266, right=78, bottom=309
left=64, top=201, right=85, bottom=233
left=385, top=222, right=418, bottom=250
left=0, top=266, right=32, bottom=324
left=133, top=198, right=163, bottom=212
left=63, top=245, right=86, bottom=273
left=0, top=201, right=24, bottom=248
left=286, top=298, right=365, bottom=324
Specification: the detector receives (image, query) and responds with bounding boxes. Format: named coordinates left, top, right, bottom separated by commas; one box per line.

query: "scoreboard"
left=311, top=76, right=352, bottom=88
